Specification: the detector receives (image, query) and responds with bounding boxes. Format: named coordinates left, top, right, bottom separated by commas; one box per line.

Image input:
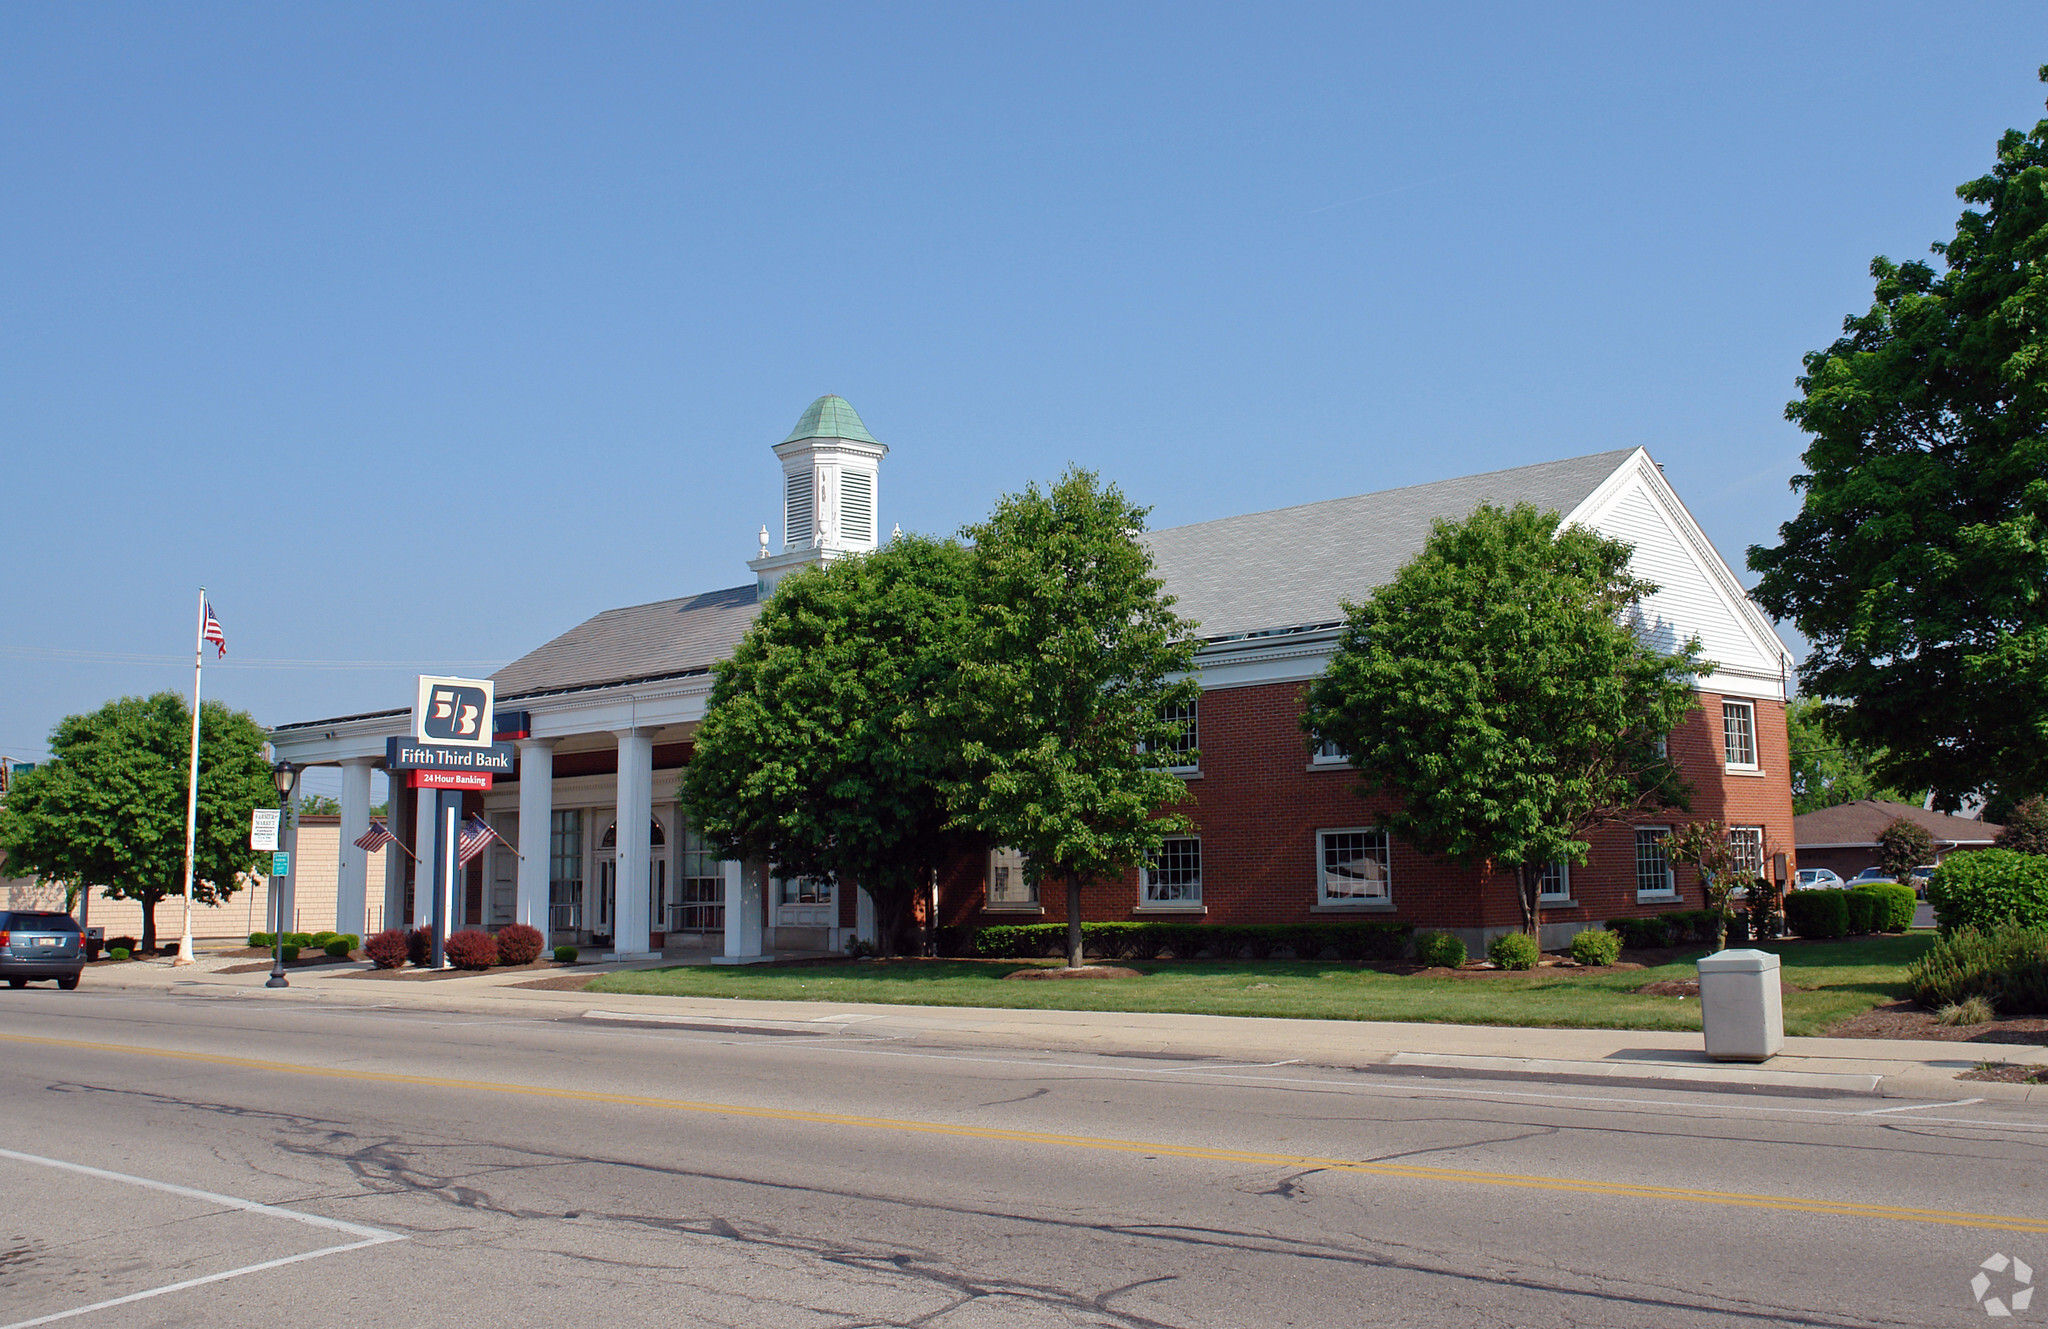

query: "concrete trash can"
left=1697, top=948, right=1784, bottom=1062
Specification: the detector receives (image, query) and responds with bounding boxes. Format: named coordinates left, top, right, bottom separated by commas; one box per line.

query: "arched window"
left=599, top=819, right=665, bottom=849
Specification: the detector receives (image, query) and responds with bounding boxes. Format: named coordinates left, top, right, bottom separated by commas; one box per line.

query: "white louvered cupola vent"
left=841, top=471, right=875, bottom=544
left=785, top=472, right=815, bottom=549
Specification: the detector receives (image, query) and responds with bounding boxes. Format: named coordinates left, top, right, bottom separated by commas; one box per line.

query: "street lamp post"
left=267, top=759, right=299, bottom=989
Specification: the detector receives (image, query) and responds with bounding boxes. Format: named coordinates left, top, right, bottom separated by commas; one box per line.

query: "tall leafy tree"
left=683, top=535, right=974, bottom=956
left=0, top=692, right=273, bottom=951
left=1302, top=504, right=1705, bottom=935
left=1785, top=697, right=1912, bottom=814
left=952, top=469, right=1200, bottom=969
left=1749, top=72, right=2048, bottom=811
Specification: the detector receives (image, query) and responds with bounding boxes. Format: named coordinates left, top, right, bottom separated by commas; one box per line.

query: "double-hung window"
left=1157, top=700, right=1199, bottom=770
left=1143, top=837, right=1203, bottom=906
left=1318, top=829, right=1390, bottom=905
left=1537, top=861, right=1572, bottom=902
left=1311, top=734, right=1348, bottom=765
left=1636, top=827, right=1676, bottom=898
left=1723, top=701, right=1758, bottom=770
left=986, top=846, right=1038, bottom=910
left=1727, top=826, right=1765, bottom=880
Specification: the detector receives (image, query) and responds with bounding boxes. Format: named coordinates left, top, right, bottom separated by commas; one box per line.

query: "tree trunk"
left=1066, top=876, right=1084, bottom=970
left=1516, top=863, right=1537, bottom=937
left=140, top=890, right=161, bottom=953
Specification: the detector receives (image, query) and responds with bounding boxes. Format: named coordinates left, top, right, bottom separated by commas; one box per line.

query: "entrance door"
left=593, top=851, right=616, bottom=942
left=489, top=815, right=516, bottom=927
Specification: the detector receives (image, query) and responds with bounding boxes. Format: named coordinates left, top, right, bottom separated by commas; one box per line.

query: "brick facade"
left=941, top=681, right=1795, bottom=950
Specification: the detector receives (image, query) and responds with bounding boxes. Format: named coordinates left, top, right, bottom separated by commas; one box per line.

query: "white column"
left=381, top=777, right=407, bottom=936
left=608, top=729, right=655, bottom=959
left=336, top=757, right=376, bottom=938
left=516, top=739, right=555, bottom=932
left=413, top=785, right=438, bottom=927
left=721, top=860, right=763, bottom=959
left=856, top=887, right=876, bottom=946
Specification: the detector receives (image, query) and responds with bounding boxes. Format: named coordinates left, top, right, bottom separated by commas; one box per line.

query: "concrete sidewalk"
left=80, top=951, right=2048, bottom=1104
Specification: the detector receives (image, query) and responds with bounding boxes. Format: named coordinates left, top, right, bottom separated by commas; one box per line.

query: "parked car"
left=1794, top=868, right=1846, bottom=890
left=1848, top=867, right=1897, bottom=885
left=0, top=911, right=85, bottom=989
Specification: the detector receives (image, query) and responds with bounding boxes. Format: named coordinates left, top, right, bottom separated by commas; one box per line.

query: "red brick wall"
left=942, top=681, right=1796, bottom=936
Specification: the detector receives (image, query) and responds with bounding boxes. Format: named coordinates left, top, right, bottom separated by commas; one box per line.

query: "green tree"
left=1660, top=821, right=1742, bottom=949
left=0, top=693, right=274, bottom=951
left=1749, top=72, right=2048, bottom=811
left=1876, top=816, right=1938, bottom=881
left=1302, top=504, right=1705, bottom=935
left=1996, top=794, right=2048, bottom=854
left=683, top=535, right=974, bottom=956
left=951, top=469, right=1200, bottom=969
left=296, top=793, right=341, bottom=817
left=1785, top=697, right=1911, bottom=814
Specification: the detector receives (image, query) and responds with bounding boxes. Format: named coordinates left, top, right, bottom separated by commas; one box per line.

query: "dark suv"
left=0, top=911, right=85, bottom=989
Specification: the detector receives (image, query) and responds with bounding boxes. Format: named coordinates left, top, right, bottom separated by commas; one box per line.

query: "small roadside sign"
left=251, top=809, right=281, bottom=852
left=270, top=851, right=290, bottom=878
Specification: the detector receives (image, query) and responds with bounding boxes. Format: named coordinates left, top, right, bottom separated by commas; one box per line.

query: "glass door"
left=594, top=852, right=616, bottom=939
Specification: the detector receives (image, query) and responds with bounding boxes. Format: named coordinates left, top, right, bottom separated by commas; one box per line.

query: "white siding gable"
left=1564, top=449, right=1793, bottom=703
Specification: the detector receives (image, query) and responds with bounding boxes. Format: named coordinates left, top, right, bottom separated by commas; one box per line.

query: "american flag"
left=353, top=819, right=398, bottom=853
left=201, top=599, right=227, bottom=659
left=457, top=816, right=517, bottom=868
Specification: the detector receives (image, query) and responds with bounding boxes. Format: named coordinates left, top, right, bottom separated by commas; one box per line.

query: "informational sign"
left=386, top=736, right=514, bottom=773
left=251, top=808, right=281, bottom=852
left=413, top=675, right=495, bottom=749
left=270, top=851, right=291, bottom=878
left=408, top=770, right=493, bottom=791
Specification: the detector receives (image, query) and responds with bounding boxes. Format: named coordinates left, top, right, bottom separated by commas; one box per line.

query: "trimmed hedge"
left=281, top=944, right=301, bottom=962
left=364, top=929, right=408, bottom=969
left=1907, top=925, right=2048, bottom=1013
left=1413, top=930, right=1466, bottom=967
left=445, top=930, right=497, bottom=970
left=1785, top=890, right=1849, bottom=939
left=323, top=938, right=352, bottom=959
left=1605, top=910, right=1726, bottom=950
left=553, top=945, right=579, bottom=964
left=1841, top=890, right=1876, bottom=935
left=1929, top=849, right=2048, bottom=934
left=495, top=923, right=545, bottom=967
left=1851, top=882, right=1915, bottom=933
left=968, top=920, right=1413, bottom=963
left=1488, top=932, right=1540, bottom=970
left=108, top=947, right=131, bottom=961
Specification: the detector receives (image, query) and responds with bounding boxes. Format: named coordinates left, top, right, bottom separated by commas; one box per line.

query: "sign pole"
left=175, top=587, right=205, bottom=966
left=431, top=791, right=452, bottom=968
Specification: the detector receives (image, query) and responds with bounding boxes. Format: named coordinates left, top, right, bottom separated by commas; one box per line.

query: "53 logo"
left=1973, top=1253, right=2034, bottom=1318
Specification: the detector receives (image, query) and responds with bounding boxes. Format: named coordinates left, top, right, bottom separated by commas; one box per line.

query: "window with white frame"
left=1727, top=826, right=1764, bottom=879
left=1723, top=701, right=1757, bottom=769
left=1156, top=700, right=1199, bottom=768
left=1311, top=734, right=1348, bottom=764
left=1318, top=829, right=1389, bottom=904
left=1143, top=837, right=1203, bottom=905
left=1651, top=733, right=1669, bottom=761
left=987, top=846, right=1037, bottom=909
left=776, top=875, right=833, bottom=906
left=1537, top=861, right=1571, bottom=901
left=1636, top=827, right=1676, bottom=897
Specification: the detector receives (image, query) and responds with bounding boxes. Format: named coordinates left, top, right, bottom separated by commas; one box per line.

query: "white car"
left=1794, top=868, right=1846, bottom=890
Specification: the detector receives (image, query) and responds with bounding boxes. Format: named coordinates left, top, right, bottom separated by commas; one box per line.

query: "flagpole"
left=174, top=588, right=204, bottom=967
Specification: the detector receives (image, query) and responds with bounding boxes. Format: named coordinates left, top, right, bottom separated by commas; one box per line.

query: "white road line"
left=1858, top=1098, right=1986, bottom=1115
left=0, top=1148, right=406, bottom=1329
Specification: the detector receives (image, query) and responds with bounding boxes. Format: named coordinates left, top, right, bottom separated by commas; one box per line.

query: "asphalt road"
left=1, top=988, right=2043, bottom=1328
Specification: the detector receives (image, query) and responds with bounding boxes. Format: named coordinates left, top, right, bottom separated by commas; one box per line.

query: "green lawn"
left=586, top=934, right=1934, bottom=1037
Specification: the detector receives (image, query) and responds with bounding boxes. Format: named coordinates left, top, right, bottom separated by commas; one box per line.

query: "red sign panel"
left=407, top=770, right=494, bottom=791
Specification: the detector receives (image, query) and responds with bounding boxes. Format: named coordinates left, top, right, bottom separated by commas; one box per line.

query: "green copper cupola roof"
left=783, top=394, right=881, bottom=445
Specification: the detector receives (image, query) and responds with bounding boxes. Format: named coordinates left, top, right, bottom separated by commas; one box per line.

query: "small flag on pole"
left=456, top=816, right=519, bottom=868
left=201, top=599, right=227, bottom=659
left=353, top=818, right=417, bottom=860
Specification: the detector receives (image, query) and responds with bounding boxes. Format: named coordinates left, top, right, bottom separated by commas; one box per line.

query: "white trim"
left=1142, top=835, right=1203, bottom=907
left=1316, top=826, right=1391, bottom=906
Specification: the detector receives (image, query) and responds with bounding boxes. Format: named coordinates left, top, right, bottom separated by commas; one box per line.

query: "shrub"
left=1605, top=917, right=1669, bottom=949
left=445, top=930, right=497, bottom=970
left=1877, top=817, right=1938, bottom=881
left=285, top=932, right=316, bottom=949
left=248, top=932, right=272, bottom=949
left=495, top=923, right=545, bottom=966
left=1328, top=922, right=1413, bottom=963
left=1852, top=882, right=1916, bottom=933
left=1785, top=890, right=1849, bottom=939
left=281, top=944, right=300, bottom=962
left=364, top=929, right=408, bottom=969
left=1996, top=796, right=2048, bottom=855
left=1907, top=925, right=2048, bottom=1013
left=1570, top=928, right=1621, bottom=966
left=1841, top=890, right=1876, bottom=935
left=1489, top=932, right=1540, bottom=970
left=406, top=928, right=432, bottom=966
left=1723, top=910, right=1752, bottom=945
left=554, top=944, right=579, bottom=964
left=323, top=938, right=352, bottom=959
left=1159, top=924, right=1207, bottom=959
left=1928, top=849, right=2048, bottom=934
left=311, top=931, right=338, bottom=947
left=1414, top=930, right=1466, bottom=968
left=108, top=947, right=130, bottom=961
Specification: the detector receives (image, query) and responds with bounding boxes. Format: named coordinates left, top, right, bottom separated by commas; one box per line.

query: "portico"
left=267, top=396, right=890, bottom=961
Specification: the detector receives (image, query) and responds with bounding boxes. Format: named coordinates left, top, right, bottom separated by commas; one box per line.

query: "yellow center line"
left=8, top=1030, right=2043, bottom=1234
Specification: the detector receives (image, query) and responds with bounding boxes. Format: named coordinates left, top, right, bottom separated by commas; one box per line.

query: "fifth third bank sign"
left=414, top=675, right=495, bottom=748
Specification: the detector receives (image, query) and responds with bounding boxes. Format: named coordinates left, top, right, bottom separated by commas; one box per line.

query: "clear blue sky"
left=5, top=3, right=2045, bottom=801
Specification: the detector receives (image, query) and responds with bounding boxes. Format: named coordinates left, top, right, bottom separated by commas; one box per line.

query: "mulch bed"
left=1957, top=1062, right=2048, bottom=1085
left=1827, top=999, right=2048, bottom=1046
left=213, top=957, right=358, bottom=975
left=343, top=960, right=569, bottom=982
left=506, top=973, right=596, bottom=991
left=1004, top=966, right=1143, bottom=981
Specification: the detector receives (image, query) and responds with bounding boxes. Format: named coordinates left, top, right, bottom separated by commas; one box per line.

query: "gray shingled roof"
left=1793, top=799, right=2002, bottom=848
left=1143, top=448, right=1635, bottom=639
left=491, top=584, right=763, bottom=698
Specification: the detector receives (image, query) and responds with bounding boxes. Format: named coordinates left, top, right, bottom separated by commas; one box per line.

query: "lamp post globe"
left=266, top=761, right=299, bottom=989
